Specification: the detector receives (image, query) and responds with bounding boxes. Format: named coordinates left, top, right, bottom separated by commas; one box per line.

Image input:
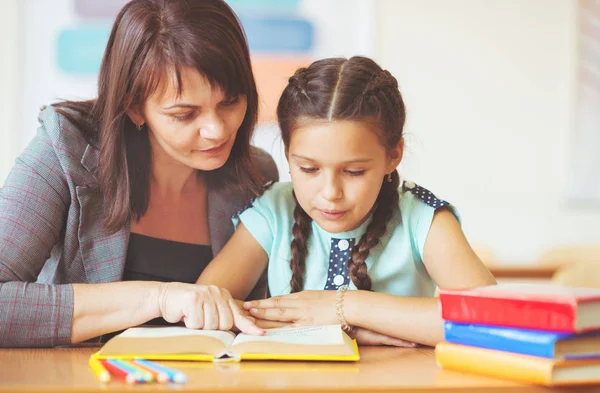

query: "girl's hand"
left=243, top=290, right=338, bottom=326
left=243, top=292, right=417, bottom=346
left=353, top=328, right=417, bottom=347
left=157, top=283, right=265, bottom=335
left=232, top=299, right=291, bottom=329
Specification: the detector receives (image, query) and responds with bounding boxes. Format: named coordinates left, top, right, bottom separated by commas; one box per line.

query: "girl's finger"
left=243, top=296, right=293, bottom=310
left=248, top=306, right=300, bottom=322
left=254, top=319, right=293, bottom=329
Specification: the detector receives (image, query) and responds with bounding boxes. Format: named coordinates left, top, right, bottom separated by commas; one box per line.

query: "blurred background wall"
left=0, top=0, right=598, bottom=267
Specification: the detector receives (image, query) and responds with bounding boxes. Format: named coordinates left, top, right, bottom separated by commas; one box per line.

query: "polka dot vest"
left=402, top=181, right=449, bottom=209
left=323, top=238, right=355, bottom=290
left=322, top=181, right=448, bottom=291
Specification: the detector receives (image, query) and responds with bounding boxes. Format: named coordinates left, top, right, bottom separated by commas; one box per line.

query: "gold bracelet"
left=335, top=285, right=354, bottom=334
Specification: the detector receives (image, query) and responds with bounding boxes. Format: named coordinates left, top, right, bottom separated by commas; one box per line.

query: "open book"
left=94, top=325, right=359, bottom=362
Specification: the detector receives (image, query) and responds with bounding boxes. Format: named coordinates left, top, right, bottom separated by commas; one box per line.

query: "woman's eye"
left=299, top=167, right=318, bottom=174
left=172, top=113, right=194, bottom=122
left=221, top=96, right=240, bottom=106
left=346, top=170, right=365, bottom=176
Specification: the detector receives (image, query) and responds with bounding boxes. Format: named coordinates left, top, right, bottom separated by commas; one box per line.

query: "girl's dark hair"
left=277, top=56, right=405, bottom=292
left=53, top=0, right=263, bottom=233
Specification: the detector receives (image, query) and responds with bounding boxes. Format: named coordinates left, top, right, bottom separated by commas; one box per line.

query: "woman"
left=0, top=0, right=277, bottom=348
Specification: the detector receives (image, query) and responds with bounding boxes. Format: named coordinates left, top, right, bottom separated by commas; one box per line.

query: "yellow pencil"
left=88, top=356, right=111, bottom=383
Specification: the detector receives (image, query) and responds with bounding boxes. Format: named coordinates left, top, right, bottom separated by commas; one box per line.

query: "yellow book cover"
left=436, top=342, right=600, bottom=386
left=94, top=325, right=359, bottom=363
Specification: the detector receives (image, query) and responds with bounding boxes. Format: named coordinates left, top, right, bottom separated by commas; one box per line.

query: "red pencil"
left=100, top=359, right=138, bottom=384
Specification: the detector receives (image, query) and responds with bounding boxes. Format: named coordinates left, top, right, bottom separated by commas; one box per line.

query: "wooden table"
left=489, top=265, right=558, bottom=279
left=1, top=346, right=597, bottom=392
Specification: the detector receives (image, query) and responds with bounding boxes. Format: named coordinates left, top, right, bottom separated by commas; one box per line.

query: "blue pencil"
left=106, top=359, right=149, bottom=383
left=133, top=359, right=188, bottom=383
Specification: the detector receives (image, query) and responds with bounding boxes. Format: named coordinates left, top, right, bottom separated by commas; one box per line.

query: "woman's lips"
left=196, top=142, right=227, bottom=155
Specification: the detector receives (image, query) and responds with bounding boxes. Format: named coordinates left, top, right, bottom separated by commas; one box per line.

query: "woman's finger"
left=230, top=298, right=265, bottom=336
left=214, top=290, right=234, bottom=331
left=182, top=303, right=204, bottom=329
left=203, top=296, right=219, bottom=330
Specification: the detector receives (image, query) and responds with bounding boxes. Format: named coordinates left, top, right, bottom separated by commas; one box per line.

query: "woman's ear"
left=386, top=138, right=404, bottom=173
left=126, top=107, right=145, bottom=128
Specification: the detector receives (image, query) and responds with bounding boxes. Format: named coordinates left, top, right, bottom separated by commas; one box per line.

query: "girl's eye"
left=346, top=170, right=365, bottom=176
left=299, top=166, right=318, bottom=174
left=221, top=96, right=240, bottom=106
left=172, top=112, right=194, bottom=122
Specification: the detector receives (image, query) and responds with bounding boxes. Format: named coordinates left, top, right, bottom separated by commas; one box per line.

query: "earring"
left=386, top=173, right=392, bottom=183
left=135, top=123, right=144, bottom=131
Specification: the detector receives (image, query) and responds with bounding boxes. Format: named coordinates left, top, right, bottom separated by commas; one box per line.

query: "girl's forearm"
left=344, top=290, right=443, bottom=347
left=71, top=281, right=164, bottom=343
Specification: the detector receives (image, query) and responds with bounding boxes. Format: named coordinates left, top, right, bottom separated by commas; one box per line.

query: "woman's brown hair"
left=277, top=56, right=406, bottom=292
left=54, top=0, right=263, bottom=233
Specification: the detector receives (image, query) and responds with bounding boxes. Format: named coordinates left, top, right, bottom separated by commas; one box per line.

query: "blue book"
left=444, top=321, right=600, bottom=359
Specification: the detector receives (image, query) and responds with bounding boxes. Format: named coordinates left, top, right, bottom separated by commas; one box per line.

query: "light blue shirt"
left=234, top=181, right=459, bottom=297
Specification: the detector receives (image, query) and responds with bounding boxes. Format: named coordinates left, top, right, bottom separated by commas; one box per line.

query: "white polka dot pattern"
left=324, top=238, right=354, bottom=290
left=403, top=181, right=449, bottom=209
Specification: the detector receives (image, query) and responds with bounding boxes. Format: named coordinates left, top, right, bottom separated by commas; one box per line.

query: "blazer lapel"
left=208, top=185, right=250, bottom=256
left=208, top=186, right=229, bottom=256
left=77, top=144, right=128, bottom=283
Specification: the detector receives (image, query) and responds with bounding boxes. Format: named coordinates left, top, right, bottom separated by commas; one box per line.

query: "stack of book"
left=436, top=283, right=600, bottom=386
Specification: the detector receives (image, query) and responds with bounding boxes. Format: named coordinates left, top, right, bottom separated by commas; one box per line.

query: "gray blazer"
left=0, top=107, right=278, bottom=348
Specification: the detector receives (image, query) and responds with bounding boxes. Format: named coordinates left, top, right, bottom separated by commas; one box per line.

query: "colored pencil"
left=88, top=356, right=110, bottom=383
left=118, top=359, right=156, bottom=382
left=131, top=359, right=170, bottom=383
left=101, top=359, right=139, bottom=384
left=109, top=359, right=152, bottom=382
left=134, top=358, right=187, bottom=383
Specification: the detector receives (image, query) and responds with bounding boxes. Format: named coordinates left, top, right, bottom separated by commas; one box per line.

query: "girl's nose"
left=321, top=174, right=343, bottom=201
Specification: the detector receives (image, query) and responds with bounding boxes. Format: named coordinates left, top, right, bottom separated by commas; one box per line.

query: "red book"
left=438, top=284, right=600, bottom=333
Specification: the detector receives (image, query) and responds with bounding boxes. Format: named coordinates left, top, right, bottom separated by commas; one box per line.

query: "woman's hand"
left=243, top=290, right=338, bottom=326
left=157, top=283, right=264, bottom=335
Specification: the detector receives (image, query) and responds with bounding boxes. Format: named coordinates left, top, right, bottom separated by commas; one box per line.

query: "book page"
left=232, top=325, right=344, bottom=346
left=120, top=327, right=236, bottom=347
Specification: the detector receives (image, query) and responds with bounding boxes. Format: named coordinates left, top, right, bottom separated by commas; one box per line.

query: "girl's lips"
left=319, top=210, right=347, bottom=220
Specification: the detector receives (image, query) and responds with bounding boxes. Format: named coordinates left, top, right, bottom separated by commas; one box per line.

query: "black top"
left=119, top=233, right=213, bottom=329
left=123, top=233, right=213, bottom=283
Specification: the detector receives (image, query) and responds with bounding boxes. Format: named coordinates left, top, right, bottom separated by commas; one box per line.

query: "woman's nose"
left=199, top=112, right=225, bottom=140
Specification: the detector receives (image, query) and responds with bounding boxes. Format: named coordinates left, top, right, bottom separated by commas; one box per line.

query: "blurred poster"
left=568, top=0, right=600, bottom=206
left=18, top=0, right=376, bottom=180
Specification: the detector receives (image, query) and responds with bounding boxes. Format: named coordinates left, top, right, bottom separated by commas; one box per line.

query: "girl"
left=199, top=56, right=496, bottom=346
left=0, top=0, right=272, bottom=348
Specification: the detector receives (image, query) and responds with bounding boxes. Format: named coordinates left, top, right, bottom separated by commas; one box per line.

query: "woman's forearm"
left=71, top=281, right=164, bottom=343
left=344, top=291, right=443, bottom=347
